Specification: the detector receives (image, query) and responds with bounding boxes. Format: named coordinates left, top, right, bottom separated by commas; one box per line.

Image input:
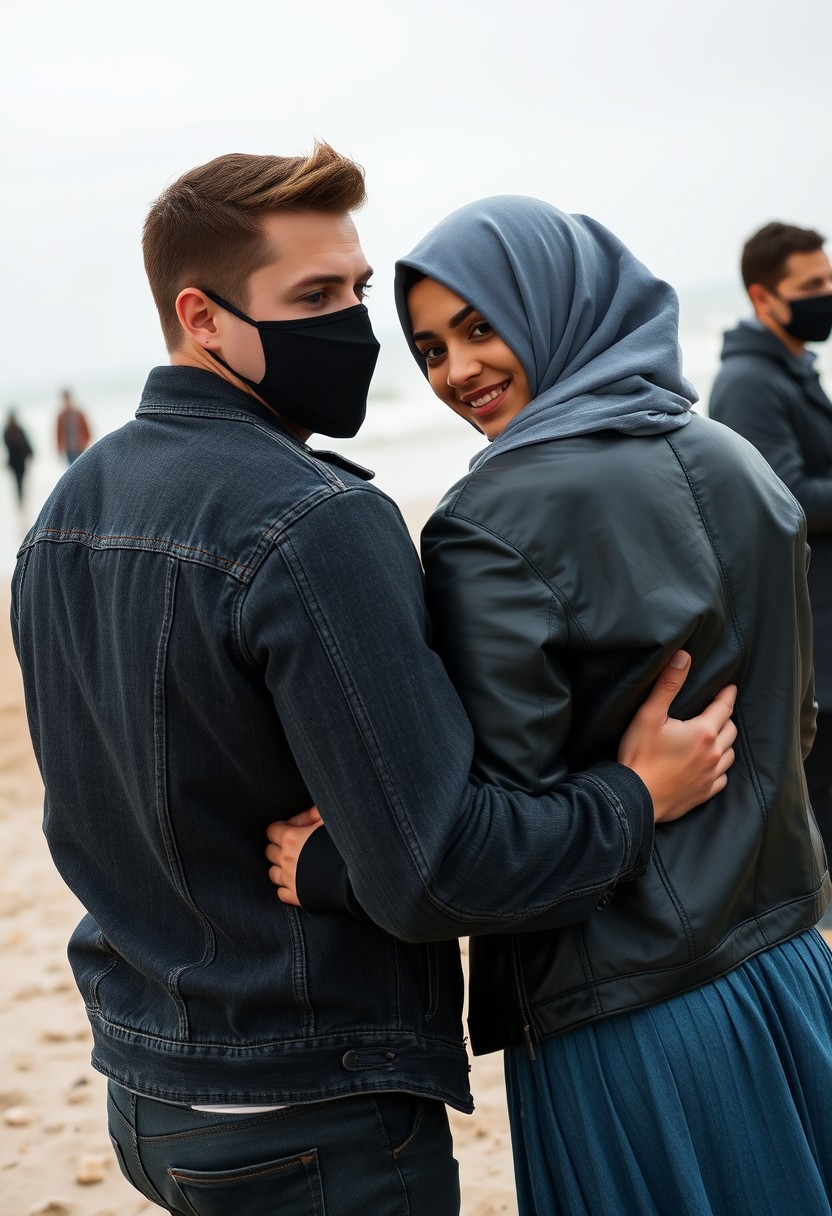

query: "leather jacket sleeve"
left=241, top=485, right=653, bottom=942
left=422, top=504, right=578, bottom=792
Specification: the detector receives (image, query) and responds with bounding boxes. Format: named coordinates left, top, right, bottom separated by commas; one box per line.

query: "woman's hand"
left=618, top=651, right=737, bottom=823
left=265, top=805, right=323, bottom=905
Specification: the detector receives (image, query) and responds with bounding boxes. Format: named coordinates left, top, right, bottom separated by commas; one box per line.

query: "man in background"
left=709, top=222, right=832, bottom=864
left=56, top=387, right=91, bottom=463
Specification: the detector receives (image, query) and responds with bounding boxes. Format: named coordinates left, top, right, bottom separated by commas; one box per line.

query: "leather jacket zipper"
left=511, top=936, right=536, bottom=1061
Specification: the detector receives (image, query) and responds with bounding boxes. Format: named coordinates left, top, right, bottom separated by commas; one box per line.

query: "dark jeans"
left=107, top=1080, right=460, bottom=1215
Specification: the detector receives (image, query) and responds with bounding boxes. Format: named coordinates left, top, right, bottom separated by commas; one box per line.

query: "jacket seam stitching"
left=23, top=527, right=255, bottom=578
left=88, top=1012, right=468, bottom=1051
left=528, top=889, right=824, bottom=1009
left=153, top=558, right=217, bottom=1034
left=577, top=771, right=632, bottom=874
left=574, top=925, right=603, bottom=1017
left=234, top=485, right=389, bottom=668
left=651, top=844, right=696, bottom=959
left=664, top=433, right=770, bottom=934
left=285, top=907, right=315, bottom=1036
left=438, top=509, right=593, bottom=650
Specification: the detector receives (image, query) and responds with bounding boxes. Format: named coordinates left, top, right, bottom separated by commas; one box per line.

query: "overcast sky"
left=2, top=0, right=830, bottom=396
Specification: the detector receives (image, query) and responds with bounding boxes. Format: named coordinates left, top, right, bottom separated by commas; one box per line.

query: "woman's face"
left=407, top=278, right=531, bottom=440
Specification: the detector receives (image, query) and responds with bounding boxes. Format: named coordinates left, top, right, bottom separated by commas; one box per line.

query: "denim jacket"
left=11, top=366, right=653, bottom=1109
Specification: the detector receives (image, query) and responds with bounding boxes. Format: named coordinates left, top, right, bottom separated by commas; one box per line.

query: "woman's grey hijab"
left=394, top=196, right=695, bottom=472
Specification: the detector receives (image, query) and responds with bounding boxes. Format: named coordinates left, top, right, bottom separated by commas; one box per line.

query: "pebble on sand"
left=26, top=1200, right=74, bottom=1215
left=75, top=1153, right=109, bottom=1184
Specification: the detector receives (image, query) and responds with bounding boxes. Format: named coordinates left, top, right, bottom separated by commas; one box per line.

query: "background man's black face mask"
left=778, top=292, right=832, bottom=344
left=204, top=291, right=380, bottom=437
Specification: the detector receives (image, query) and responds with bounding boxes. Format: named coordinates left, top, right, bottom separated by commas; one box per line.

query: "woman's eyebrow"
left=412, top=304, right=475, bottom=342
left=449, top=304, right=475, bottom=329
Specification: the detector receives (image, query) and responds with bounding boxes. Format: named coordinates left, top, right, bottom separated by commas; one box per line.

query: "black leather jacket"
left=421, top=414, right=830, bottom=1055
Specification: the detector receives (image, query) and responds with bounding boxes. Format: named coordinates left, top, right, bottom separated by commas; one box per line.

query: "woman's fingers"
left=266, top=805, right=322, bottom=842
left=700, top=685, right=738, bottom=730
left=265, top=818, right=322, bottom=907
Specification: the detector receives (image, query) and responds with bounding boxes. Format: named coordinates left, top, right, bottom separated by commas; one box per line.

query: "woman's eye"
left=471, top=320, right=493, bottom=338
left=420, top=344, right=445, bottom=363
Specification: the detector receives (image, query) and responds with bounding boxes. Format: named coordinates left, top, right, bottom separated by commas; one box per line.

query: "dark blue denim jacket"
left=11, top=366, right=652, bottom=1109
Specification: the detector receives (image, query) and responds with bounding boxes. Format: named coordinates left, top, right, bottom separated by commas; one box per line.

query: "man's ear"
left=747, top=282, right=773, bottom=319
left=175, top=288, right=219, bottom=350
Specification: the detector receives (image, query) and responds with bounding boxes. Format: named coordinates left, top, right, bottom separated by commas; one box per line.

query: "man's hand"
left=618, top=651, right=737, bottom=823
left=266, top=806, right=323, bottom=905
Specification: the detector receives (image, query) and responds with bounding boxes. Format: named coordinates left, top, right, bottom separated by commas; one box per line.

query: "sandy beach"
left=0, top=493, right=518, bottom=1216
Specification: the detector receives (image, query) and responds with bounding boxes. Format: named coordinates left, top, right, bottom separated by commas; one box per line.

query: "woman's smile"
left=461, top=379, right=512, bottom=415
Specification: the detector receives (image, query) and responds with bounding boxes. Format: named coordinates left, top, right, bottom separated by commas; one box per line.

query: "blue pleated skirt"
left=505, top=929, right=832, bottom=1216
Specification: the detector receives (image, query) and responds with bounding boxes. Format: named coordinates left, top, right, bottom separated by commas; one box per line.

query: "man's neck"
left=169, top=342, right=311, bottom=442
left=755, top=312, right=806, bottom=360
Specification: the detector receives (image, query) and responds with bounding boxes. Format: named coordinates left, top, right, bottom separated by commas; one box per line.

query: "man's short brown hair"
left=741, top=222, right=826, bottom=292
left=143, top=142, right=366, bottom=350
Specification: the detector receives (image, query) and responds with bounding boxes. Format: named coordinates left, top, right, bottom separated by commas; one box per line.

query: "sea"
left=3, top=282, right=831, bottom=575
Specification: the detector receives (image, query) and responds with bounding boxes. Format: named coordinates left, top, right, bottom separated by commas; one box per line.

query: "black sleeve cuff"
left=295, top=826, right=369, bottom=920
left=581, top=760, right=655, bottom=880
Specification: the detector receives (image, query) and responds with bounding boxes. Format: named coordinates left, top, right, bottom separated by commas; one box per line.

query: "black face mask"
left=204, top=291, right=380, bottom=437
left=778, top=292, right=832, bottom=344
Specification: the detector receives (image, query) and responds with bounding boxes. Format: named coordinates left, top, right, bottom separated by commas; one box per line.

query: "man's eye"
left=356, top=283, right=373, bottom=301
left=302, top=290, right=326, bottom=305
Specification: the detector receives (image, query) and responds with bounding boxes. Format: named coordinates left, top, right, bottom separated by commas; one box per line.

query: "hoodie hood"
left=720, top=320, right=813, bottom=373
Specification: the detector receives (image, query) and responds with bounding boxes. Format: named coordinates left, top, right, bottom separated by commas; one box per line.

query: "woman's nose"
left=446, top=348, right=480, bottom=387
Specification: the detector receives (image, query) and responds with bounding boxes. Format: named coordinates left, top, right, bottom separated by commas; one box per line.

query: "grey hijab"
left=394, top=196, right=695, bottom=472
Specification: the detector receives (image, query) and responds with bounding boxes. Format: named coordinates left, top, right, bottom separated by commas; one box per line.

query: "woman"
left=390, top=197, right=832, bottom=1214
left=270, top=197, right=832, bottom=1213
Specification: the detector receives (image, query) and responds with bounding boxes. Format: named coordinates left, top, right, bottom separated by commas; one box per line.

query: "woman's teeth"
left=469, top=382, right=508, bottom=409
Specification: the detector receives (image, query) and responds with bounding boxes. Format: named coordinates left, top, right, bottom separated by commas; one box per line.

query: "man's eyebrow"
left=290, top=266, right=374, bottom=290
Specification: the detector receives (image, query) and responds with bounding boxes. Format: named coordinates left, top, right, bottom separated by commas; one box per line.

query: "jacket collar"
left=136, top=365, right=375, bottom=481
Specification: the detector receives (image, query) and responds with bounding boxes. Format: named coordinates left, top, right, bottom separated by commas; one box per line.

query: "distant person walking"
left=4, top=408, right=33, bottom=507
left=709, top=222, right=832, bottom=867
left=56, top=388, right=91, bottom=464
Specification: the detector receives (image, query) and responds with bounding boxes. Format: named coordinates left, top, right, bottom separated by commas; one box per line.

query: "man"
left=709, top=222, right=832, bottom=862
left=11, top=144, right=733, bottom=1215
left=56, top=387, right=91, bottom=463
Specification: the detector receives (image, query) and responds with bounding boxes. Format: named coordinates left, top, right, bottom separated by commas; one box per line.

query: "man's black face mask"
left=778, top=292, right=832, bottom=344
left=204, top=291, right=381, bottom=437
